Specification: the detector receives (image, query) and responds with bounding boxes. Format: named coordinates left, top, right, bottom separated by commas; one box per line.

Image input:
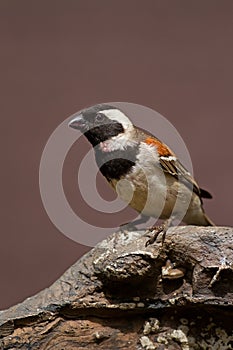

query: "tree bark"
left=1, top=226, right=233, bottom=349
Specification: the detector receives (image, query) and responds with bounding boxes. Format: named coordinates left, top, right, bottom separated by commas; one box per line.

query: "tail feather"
left=183, top=210, right=215, bottom=226
left=200, top=188, right=212, bottom=199
left=202, top=213, right=215, bottom=226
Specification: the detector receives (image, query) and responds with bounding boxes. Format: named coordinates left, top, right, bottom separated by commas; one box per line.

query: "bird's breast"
left=95, top=146, right=139, bottom=181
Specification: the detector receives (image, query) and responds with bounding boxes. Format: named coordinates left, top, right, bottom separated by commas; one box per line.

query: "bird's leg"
left=145, top=216, right=174, bottom=247
left=120, top=214, right=150, bottom=231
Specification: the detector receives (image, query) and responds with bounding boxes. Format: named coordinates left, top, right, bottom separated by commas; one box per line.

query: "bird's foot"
left=144, top=223, right=167, bottom=247
left=144, top=217, right=174, bottom=247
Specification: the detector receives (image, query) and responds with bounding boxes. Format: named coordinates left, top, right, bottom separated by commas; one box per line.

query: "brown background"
left=1, top=0, right=233, bottom=310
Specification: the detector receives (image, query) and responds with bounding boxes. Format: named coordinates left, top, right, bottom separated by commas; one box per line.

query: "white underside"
left=113, top=142, right=203, bottom=223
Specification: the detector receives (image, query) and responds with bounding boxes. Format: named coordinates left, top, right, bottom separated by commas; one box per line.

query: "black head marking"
left=69, top=104, right=138, bottom=181
left=78, top=104, right=124, bottom=146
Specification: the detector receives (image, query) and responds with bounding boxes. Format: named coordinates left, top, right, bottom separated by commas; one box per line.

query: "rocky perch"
left=0, top=226, right=233, bottom=349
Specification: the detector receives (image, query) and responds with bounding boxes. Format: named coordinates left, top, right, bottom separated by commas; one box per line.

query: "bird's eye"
left=95, top=113, right=104, bottom=123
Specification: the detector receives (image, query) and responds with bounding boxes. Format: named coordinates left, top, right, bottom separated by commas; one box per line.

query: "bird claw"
left=144, top=217, right=174, bottom=247
left=144, top=223, right=167, bottom=246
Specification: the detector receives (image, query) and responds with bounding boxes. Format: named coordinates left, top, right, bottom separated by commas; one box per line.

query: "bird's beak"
left=68, top=113, right=86, bottom=130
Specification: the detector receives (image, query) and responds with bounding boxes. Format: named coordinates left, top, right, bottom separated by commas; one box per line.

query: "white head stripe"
left=100, top=109, right=133, bottom=129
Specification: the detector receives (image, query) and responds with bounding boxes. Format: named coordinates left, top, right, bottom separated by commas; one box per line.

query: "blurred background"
left=1, top=0, right=233, bottom=310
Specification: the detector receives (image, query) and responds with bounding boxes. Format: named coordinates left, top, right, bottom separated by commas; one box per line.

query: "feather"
left=143, top=135, right=212, bottom=200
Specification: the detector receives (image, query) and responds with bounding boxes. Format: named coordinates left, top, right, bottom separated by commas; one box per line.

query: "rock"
left=0, top=226, right=233, bottom=349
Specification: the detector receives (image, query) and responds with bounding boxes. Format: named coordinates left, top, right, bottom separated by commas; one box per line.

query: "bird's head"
left=68, top=104, right=133, bottom=146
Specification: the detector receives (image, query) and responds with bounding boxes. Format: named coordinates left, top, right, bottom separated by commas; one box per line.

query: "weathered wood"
left=1, top=226, right=233, bottom=349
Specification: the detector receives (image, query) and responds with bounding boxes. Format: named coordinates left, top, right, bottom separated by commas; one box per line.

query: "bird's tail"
left=184, top=210, right=215, bottom=226
left=202, top=213, right=215, bottom=226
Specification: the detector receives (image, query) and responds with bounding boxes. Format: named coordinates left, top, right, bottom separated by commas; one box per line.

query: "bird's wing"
left=143, top=136, right=212, bottom=199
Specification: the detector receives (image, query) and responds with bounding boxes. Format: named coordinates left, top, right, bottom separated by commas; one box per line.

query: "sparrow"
left=69, top=104, right=214, bottom=245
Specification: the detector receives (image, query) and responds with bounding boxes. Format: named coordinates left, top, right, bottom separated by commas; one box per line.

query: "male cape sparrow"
left=69, top=104, right=214, bottom=245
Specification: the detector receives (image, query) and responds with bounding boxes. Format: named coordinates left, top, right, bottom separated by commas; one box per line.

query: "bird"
left=69, top=103, right=214, bottom=245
